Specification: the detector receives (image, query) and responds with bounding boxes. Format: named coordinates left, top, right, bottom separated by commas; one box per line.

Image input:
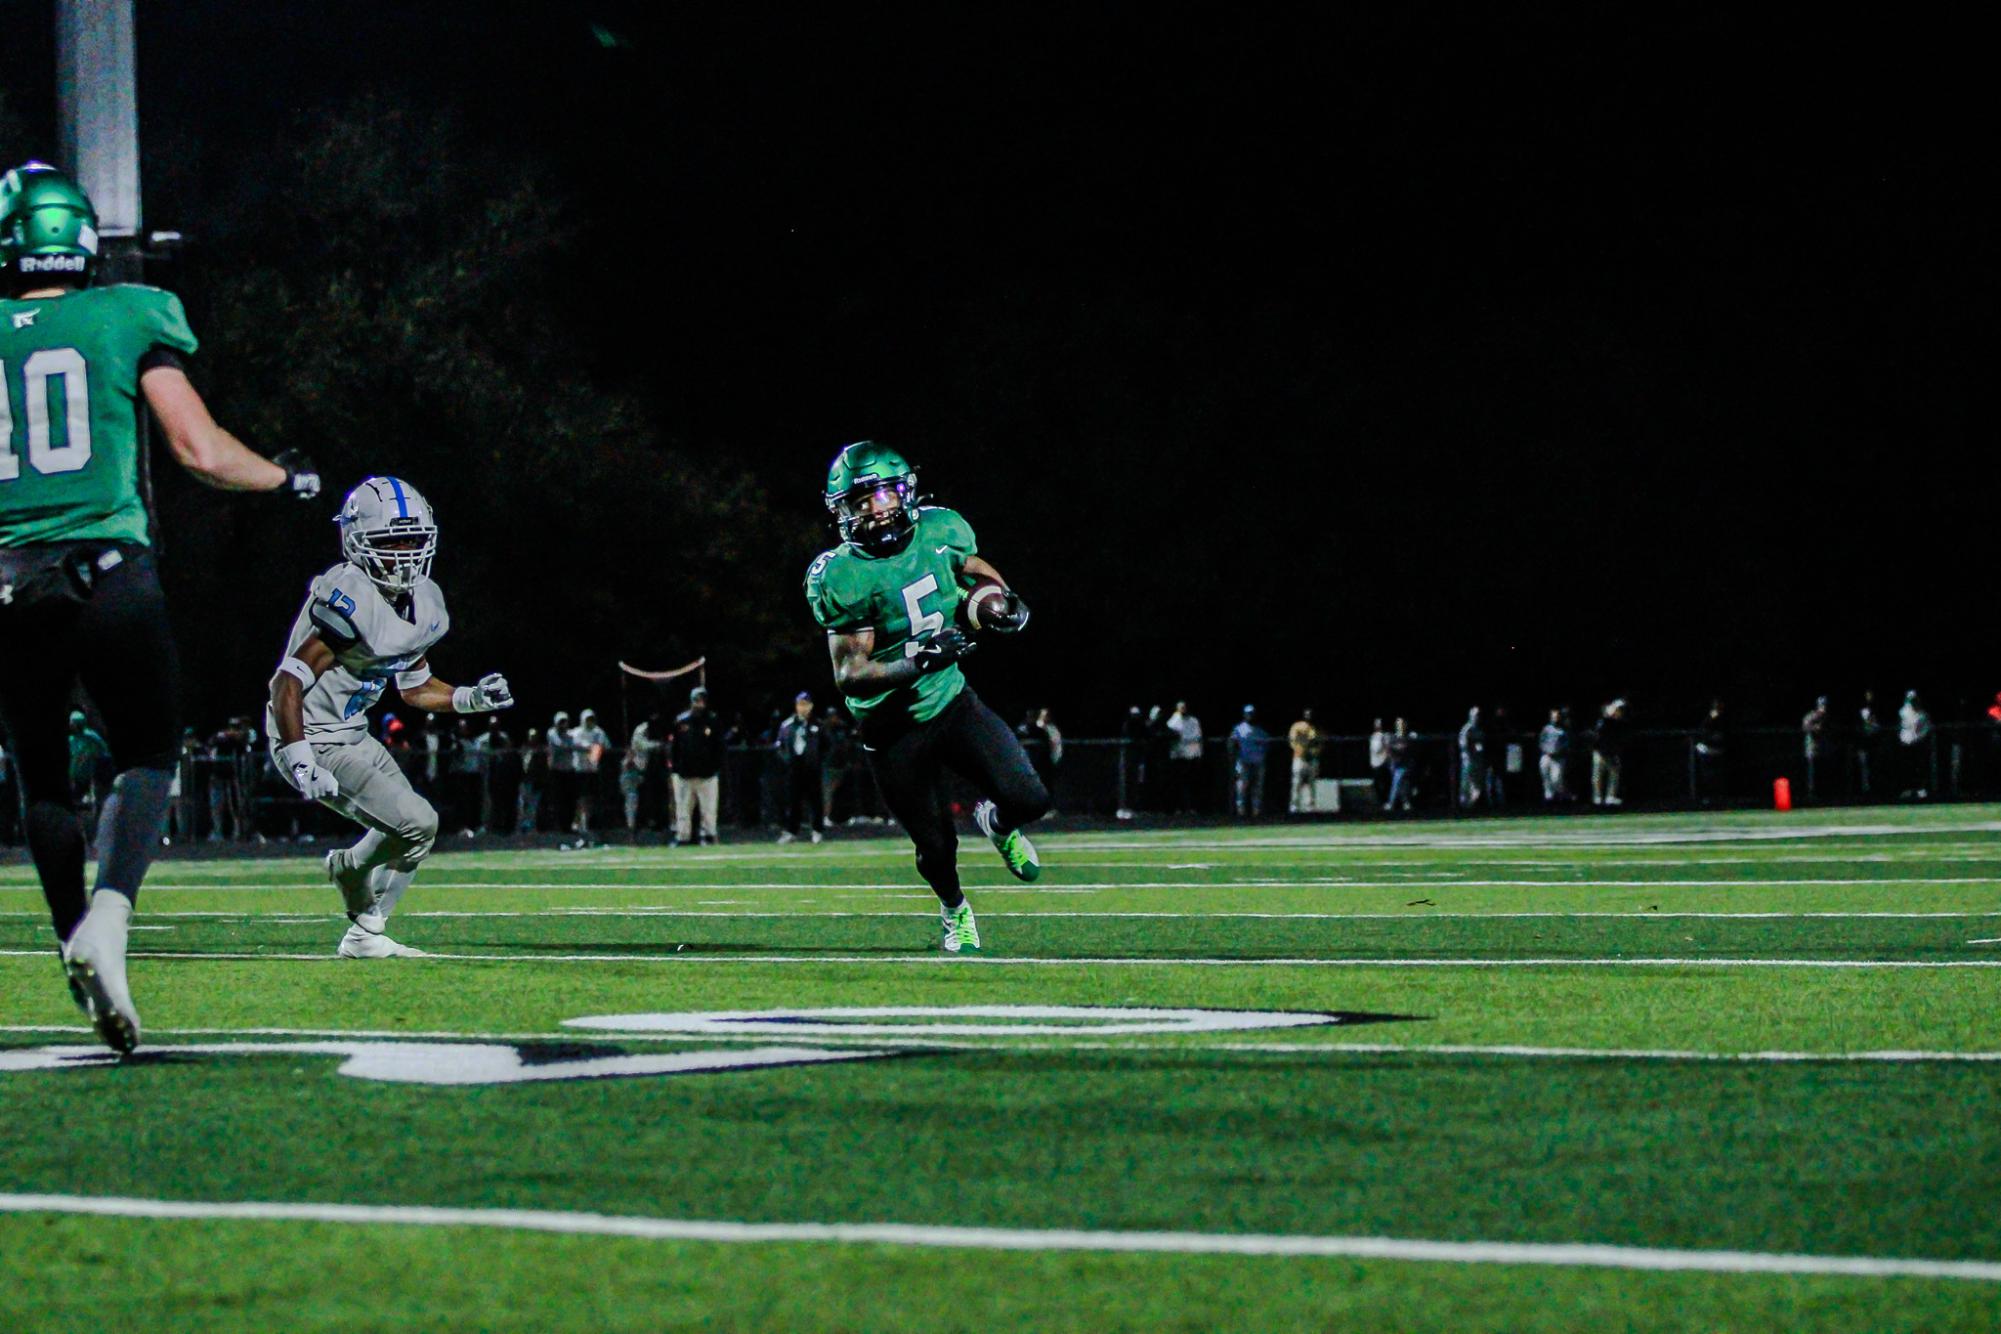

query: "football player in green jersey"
left=805, top=441, right=1049, bottom=952
left=0, top=162, right=319, bottom=1052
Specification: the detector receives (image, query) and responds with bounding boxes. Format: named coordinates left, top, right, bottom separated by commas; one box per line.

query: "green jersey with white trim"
left=0, top=284, right=199, bottom=547
left=805, top=506, right=978, bottom=728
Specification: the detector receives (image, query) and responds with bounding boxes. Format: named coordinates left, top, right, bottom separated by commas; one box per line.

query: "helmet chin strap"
left=864, top=520, right=915, bottom=554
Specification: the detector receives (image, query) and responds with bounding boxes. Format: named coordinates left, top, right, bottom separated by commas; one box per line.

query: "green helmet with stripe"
left=1, top=161, right=99, bottom=288
left=824, top=440, right=922, bottom=553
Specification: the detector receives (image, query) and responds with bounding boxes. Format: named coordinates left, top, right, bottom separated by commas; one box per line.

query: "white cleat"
left=338, top=923, right=428, bottom=959
left=326, top=850, right=380, bottom=919
left=63, top=891, right=141, bottom=1054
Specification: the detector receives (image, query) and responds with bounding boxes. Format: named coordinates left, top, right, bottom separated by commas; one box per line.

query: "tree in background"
left=148, top=101, right=816, bottom=726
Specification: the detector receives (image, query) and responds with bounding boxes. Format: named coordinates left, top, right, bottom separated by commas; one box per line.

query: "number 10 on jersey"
left=0, top=348, right=94, bottom=481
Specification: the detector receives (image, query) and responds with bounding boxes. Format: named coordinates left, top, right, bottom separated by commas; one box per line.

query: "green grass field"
left=7, top=805, right=2001, bottom=1331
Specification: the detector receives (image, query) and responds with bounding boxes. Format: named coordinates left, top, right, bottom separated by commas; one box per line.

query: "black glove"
left=979, top=589, right=1030, bottom=635
left=912, top=627, right=976, bottom=673
left=272, top=450, right=322, bottom=501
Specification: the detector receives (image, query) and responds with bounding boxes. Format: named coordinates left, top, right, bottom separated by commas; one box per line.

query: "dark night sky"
left=4, top=5, right=1991, bottom=734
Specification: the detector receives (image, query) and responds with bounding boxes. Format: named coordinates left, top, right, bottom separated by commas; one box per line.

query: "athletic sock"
left=24, top=800, right=89, bottom=941
left=346, top=829, right=391, bottom=872
left=370, top=865, right=415, bottom=919
left=92, top=767, right=175, bottom=909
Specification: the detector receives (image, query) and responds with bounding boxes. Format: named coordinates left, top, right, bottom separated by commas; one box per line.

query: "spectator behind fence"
left=1384, top=717, right=1416, bottom=812
left=1489, top=706, right=1515, bottom=808
left=546, top=711, right=574, bottom=831
left=1855, top=690, right=1883, bottom=796
left=672, top=687, right=724, bottom=846
left=570, top=709, right=610, bottom=840
left=449, top=718, right=482, bottom=834
left=1694, top=699, right=1726, bottom=805
left=206, top=717, right=255, bottom=841
left=481, top=721, right=519, bottom=834
left=819, top=710, right=857, bottom=825
left=1117, top=705, right=1147, bottom=820
left=1457, top=706, right=1486, bottom=810
left=1017, top=709, right=1060, bottom=815
left=1368, top=718, right=1390, bottom=806
left=166, top=729, right=201, bottom=843
left=622, top=714, right=662, bottom=835
left=1165, top=701, right=1204, bottom=813
left=1229, top=706, right=1269, bottom=819
left=1288, top=708, right=1321, bottom=813
left=1145, top=705, right=1172, bottom=812
left=1985, top=692, right=2001, bottom=795
left=1592, top=699, right=1628, bottom=807
left=1538, top=708, right=1570, bottom=803
left=775, top=692, right=826, bottom=844
left=1899, top=689, right=1932, bottom=799
left=1801, top=695, right=1830, bottom=800
left=417, top=712, right=447, bottom=797
left=1039, top=709, right=1064, bottom=815
left=518, top=727, right=546, bottom=832
left=68, top=710, right=110, bottom=813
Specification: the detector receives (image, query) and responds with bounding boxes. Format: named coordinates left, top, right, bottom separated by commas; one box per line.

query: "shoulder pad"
left=920, top=506, right=977, bottom=556
left=309, top=568, right=368, bottom=650
left=310, top=593, right=363, bottom=651
left=108, top=284, right=199, bottom=357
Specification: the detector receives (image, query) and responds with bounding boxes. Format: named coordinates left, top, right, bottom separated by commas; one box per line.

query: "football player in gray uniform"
left=266, top=477, right=512, bottom=957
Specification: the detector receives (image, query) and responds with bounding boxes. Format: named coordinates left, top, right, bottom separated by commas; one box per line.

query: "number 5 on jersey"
left=901, top=574, right=943, bottom=657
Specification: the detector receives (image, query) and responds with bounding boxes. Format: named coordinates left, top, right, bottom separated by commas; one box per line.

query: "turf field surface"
left=5, top=805, right=2001, bottom=1331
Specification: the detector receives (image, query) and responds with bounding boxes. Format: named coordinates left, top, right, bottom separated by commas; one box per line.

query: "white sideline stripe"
left=2, top=1194, right=1997, bottom=1282
left=6, top=909, right=2000, bottom=923
left=6, top=948, right=2001, bottom=969
left=16, top=876, right=2001, bottom=898
left=8, top=1024, right=2001, bottom=1064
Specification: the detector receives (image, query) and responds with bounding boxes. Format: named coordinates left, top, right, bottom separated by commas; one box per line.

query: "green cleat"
left=973, top=800, right=1041, bottom=882
left=941, top=900, right=982, bottom=954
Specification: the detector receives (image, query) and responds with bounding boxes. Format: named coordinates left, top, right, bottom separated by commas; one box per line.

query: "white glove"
left=277, top=740, right=338, bottom=800
left=454, top=672, right=514, bottom=713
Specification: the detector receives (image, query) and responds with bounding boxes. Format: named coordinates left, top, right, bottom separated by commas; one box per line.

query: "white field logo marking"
left=0, top=1041, right=890, bottom=1087
left=565, top=1005, right=1364, bottom=1038
left=0, top=1008, right=1398, bottom=1085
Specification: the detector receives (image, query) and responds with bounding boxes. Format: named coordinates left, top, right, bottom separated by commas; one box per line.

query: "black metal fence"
left=1, top=724, right=1986, bottom=847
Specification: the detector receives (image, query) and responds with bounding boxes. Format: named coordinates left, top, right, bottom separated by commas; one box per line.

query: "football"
left=961, top=576, right=1010, bottom=631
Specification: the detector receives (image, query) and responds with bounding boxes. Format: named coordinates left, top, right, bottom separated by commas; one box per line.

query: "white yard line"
left=5, top=948, right=2000, bottom=968
left=1, top=1193, right=1997, bottom=1282
left=4, top=908, right=1998, bottom=922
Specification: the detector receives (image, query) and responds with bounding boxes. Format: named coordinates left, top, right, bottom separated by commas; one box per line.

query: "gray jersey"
left=266, top=561, right=452, bottom=745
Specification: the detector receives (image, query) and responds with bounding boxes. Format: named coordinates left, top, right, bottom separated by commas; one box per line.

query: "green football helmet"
left=0, top=161, right=99, bottom=286
left=824, top=440, right=922, bottom=552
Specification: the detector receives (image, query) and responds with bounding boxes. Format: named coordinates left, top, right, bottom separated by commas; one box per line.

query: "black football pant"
left=865, top=689, right=1050, bottom=909
left=0, top=544, right=181, bottom=941
left=783, top=763, right=825, bottom=836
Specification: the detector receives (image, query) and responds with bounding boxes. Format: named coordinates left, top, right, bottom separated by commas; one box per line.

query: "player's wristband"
left=276, top=740, right=315, bottom=772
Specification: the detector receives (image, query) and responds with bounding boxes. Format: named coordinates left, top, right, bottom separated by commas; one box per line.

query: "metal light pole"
left=55, top=0, right=143, bottom=284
